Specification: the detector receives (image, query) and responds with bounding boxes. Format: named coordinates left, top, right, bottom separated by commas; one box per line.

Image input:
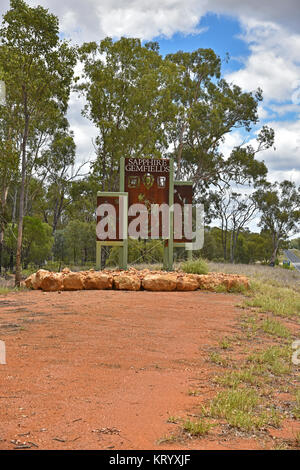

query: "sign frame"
left=96, top=157, right=193, bottom=271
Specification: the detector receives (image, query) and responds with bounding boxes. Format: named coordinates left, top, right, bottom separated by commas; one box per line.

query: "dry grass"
left=207, top=262, right=300, bottom=291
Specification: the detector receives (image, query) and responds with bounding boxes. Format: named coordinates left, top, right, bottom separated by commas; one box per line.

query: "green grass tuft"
left=181, top=258, right=209, bottom=275
left=293, top=390, right=300, bottom=419
left=261, top=318, right=291, bottom=338
left=182, top=418, right=213, bottom=436
left=209, top=352, right=229, bottom=367
left=203, top=388, right=281, bottom=431
left=214, top=367, right=260, bottom=387
left=244, top=281, right=300, bottom=318
left=247, top=345, right=291, bottom=376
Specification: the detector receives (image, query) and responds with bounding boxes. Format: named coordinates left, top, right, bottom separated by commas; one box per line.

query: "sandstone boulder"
left=177, top=274, right=199, bottom=291
left=25, top=273, right=35, bottom=289
left=63, top=272, right=85, bottom=291
left=84, top=272, right=113, bottom=290
left=197, top=273, right=249, bottom=291
left=222, top=275, right=249, bottom=291
left=114, top=274, right=141, bottom=291
left=142, top=273, right=177, bottom=291
left=38, top=272, right=64, bottom=292
left=34, top=269, right=50, bottom=288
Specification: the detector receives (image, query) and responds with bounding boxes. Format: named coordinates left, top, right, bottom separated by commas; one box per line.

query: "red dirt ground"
left=0, top=290, right=298, bottom=450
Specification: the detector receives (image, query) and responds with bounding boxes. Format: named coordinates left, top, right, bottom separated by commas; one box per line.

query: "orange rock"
left=37, top=271, right=64, bottom=292
left=84, top=272, right=113, bottom=290
left=25, top=269, right=249, bottom=293
left=63, top=272, right=85, bottom=291
left=177, top=275, right=199, bottom=291
left=114, top=274, right=141, bottom=291
left=142, top=273, right=177, bottom=291
left=197, top=273, right=249, bottom=291
left=24, top=273, right=36, bottom=289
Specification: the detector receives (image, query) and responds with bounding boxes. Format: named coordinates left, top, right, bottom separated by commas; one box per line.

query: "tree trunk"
left=230, top=229, right=239, bottom=264
left=221, top=222, right=228, bottom=261
left=269, top=239, right=279, bottom=265
left=0, top=187, right=9, bottom=276
left=15, top=91, right=29, bottom=287
left=175, top=122, right=186, bottom=179
left=10, top=188, right=17, bottom=273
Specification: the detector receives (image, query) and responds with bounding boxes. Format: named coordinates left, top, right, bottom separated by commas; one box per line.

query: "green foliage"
left=78, top=37, right=178, bottom=191
left=58, top=220, right=96, bottom=265
left=293, top=390, right=300, bottom=419
left=261, top=318, right=291, bottom=338
left=181, top=257, right=209, bottom=274
left=22, top=217, right=53, bottom=267
left=0, top=0, right=77, bottom=283
left=196, top=227, right=273, bottom=264
left=214, top=368, right=260, bottom=387
left=165, top=49, right=265, bottom=183
left=3, top=217, right=53, bottom=268
left=255, top=181, right=300, bottom=263
left=290, top=238, right=300, bottom=250
left=0, top=2, right=289, bottom=276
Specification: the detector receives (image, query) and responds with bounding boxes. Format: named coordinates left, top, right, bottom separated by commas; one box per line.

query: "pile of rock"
left=24, top=268, right=249, bottom=293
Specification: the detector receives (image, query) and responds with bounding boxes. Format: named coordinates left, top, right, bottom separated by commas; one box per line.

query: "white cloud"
left=67, top=91, right=97, bottom=169
left=257, top=120, right=300, bottom=175
left=219, top=120, right=300, bottom=185
left=1, top=1, right=300, bottom=43
left=0, top=0, right=207, bottom=42
left=226, top=19, right=300, bottom=105
left=218, top=130, right=244, bottom=159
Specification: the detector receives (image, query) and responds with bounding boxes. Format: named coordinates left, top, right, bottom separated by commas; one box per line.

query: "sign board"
left=125, top=157, right=170, bottom=238
left=96, top=157, right=194, bottom=270
left=125, top=157, right=170, bottom=205
left=96, top=193, right=127, bottom=242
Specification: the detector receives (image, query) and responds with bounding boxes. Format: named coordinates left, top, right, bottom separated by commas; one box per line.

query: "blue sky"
left=157, top=13, right=250, bottom=74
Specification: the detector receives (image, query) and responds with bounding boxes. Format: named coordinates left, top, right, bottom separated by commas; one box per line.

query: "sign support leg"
left=118, top=161, right=127, bottom=270
left=167, top=158, right=174, bottom=271
left=96, top=241, right=101, bottom=270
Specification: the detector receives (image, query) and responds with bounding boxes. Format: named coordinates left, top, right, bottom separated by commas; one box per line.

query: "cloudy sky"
left=1, top=0, right=300, bottom=189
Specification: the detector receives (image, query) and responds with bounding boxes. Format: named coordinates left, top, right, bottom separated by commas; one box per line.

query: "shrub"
left=181, top=258, right=209, bottom=275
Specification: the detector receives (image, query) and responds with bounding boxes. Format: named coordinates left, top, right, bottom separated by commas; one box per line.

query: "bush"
left=181, top=258, right=209, bottom=275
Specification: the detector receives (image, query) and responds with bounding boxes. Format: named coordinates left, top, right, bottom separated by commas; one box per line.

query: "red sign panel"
left=125, top=158, right=170, bottom=238
left=96, top=194, right=124, bottom=241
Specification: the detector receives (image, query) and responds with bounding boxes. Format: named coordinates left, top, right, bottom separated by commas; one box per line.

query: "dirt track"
left=0, top=290, right=298, bottom=450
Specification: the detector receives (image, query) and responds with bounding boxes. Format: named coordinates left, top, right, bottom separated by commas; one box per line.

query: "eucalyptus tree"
left=208, top=188, right=259, bottom=262
left=0, top=68, right=20, bottom=274
left=205, top=125, right=273, bottom=262
left=255, top=181, right=300, bottom=265
left=0, top=0, right=77, bottom=285
left=39, top=124, right=76, bottom=234
left=165, top=49, right=270, bottom=187
left=78, top=37, right=178, bottom=191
